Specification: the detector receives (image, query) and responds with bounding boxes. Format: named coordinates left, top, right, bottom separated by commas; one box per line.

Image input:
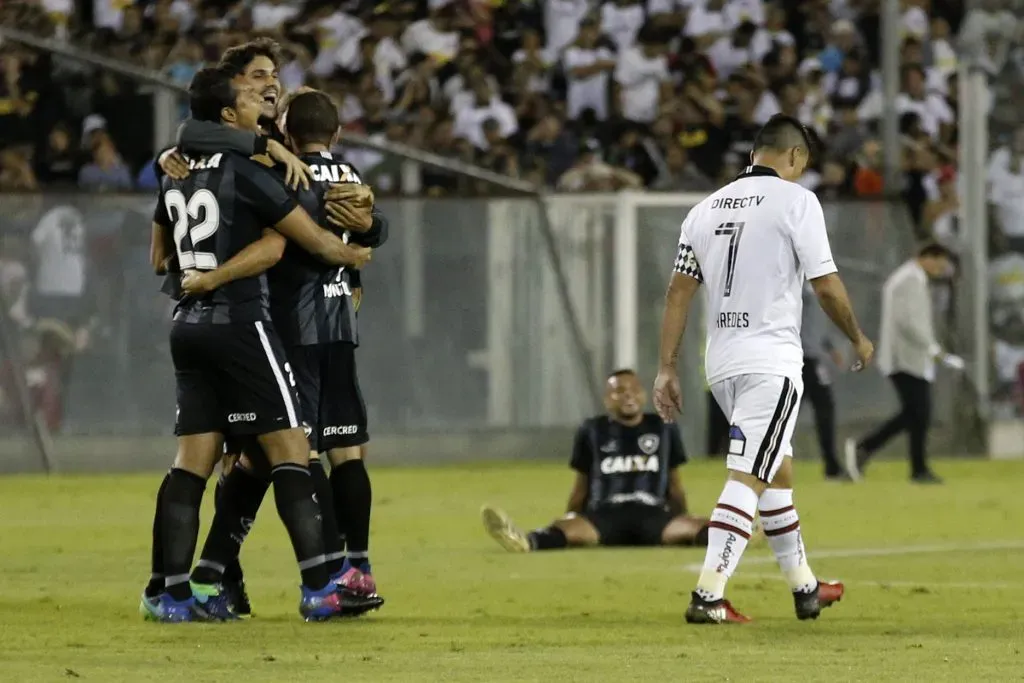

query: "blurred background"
left=0, top=0, right=1020, bottom=473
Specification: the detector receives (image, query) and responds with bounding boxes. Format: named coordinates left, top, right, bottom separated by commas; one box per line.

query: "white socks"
left=759, top=488, right=816, bottom=594
left=695, top=480, right=759, bottom=601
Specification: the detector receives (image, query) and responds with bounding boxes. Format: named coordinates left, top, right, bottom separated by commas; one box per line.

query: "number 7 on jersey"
left=714, top=221, right=745, bottom=297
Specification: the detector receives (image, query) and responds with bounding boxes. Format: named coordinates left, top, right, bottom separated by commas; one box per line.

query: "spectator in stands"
left=557, top=138, right=642, bottom=192
left=78, top=133, right=132, bottom=192
left=652, top=143, right=715, bottom=192
left=35, top=123, right=78, bottom=186
left=453, top=78, right=518, bottom=151
left=0, top=147, right=39, bottom=191
left=922, top=165, right=961, bottom=251
left=989, top=126, right=1024, bottom=253
left=563, top=17, right=616, bottom=122
left=0, top=47, right=39, bottom=148
left=614, top=26, right=672, bottom=125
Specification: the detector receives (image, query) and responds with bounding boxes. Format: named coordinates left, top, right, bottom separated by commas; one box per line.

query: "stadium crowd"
left=0, top=0, right=966, bottom=204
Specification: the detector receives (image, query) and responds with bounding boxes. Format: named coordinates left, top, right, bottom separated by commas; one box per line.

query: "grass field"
left=1, top=457, right=1022, bottom=682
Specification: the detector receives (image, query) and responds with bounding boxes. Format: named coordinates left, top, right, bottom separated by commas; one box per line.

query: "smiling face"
left=232, top=55, right=280, bottom=119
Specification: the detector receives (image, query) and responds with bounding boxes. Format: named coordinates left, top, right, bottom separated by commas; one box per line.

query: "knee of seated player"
left=174, top=432, right=224, bottom=479
left=553, top=515, right=601, bottom=547
left=660, top=515, right=708, bottom=546
left=255, top=427, right=310, bottom=467
left=326, top=445, right=363, bottom=466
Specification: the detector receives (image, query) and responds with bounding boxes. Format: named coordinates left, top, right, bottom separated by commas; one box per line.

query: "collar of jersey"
left=736, top=165, right=780, bottom=180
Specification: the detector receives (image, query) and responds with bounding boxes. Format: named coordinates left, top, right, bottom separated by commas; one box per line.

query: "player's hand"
left=326, top=182, right=374, bottom=208
left=342, top=245, right=373, bottom=269
left=653, top=367, right=683, bottom=422
left=180, top=270, right=216, bottom=295
left=266, top=139, right=313, bottom=191
left=850, top=336, right=874, bottom=372
left=940, top=353, right=965, bottom=371
left=325, top=200, right=373, bottom=232
left=159, top=148, right=190, bottom=180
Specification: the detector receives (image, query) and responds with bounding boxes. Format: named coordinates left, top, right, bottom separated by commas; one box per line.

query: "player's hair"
left=607, top=368, right=637, bottom=381
left=918, top=241, right=955, bottom=261
left=219, top=37, right=283, bottom=77
left=752, top=114, right=813, bottom=158
left=285, top=90, right=340, bottom=147
left=188, top=66, right=237, bottom=123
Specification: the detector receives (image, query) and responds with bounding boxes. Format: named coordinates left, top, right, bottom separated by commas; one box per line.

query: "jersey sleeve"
left=569, top=421, right=593, bottom=474
left=672, top=214, right=704, bottom=283
left=790, top=191, right=837, bottom=279
left=236, top=160, right=299, bottom=227
left=666, top=423, right=687, bottom=467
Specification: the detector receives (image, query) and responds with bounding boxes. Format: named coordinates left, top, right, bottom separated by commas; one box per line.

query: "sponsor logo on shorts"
left=599, top=454, right=660, bottom=474
left=716, top=532, right=738, bottom=573
left=228, top=412, right=257, bottom=423
left=323, top=425, right=359, bottom=437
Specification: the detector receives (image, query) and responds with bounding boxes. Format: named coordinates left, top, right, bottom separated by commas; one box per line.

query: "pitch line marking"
left=682, top=540, right=1024, bottom=573
left=730, top=572, right=1016, bottom=591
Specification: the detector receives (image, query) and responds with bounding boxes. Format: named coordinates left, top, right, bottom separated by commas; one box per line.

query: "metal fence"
left=0, top=192, right=963, bottom=472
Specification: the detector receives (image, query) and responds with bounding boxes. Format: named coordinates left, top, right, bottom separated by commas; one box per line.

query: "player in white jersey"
left=652, top=115, right=874, bottom=624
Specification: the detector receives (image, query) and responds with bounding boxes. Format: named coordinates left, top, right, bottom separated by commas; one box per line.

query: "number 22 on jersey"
left=165, top=188, right=221, bottom=270
left=714, top=221, right=745, bottom=297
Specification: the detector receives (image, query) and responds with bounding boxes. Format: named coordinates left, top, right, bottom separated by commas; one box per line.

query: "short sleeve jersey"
left=154, top=151, right=296, bottom=324
left=570, top=413, right=687, bottom=510
left=673, top=165, right=837, bottom=384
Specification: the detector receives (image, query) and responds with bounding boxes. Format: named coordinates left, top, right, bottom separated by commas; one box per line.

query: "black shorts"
left=170, top=321, right=302, bottom=437
left=289, top=341, right=368, bottom=452
left=585, top=503, right=674, bottom=546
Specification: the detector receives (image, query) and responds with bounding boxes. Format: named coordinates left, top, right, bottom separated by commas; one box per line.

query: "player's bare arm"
left=654, top=272, right=701, bottom=421
left=180, top=229, right=286, bottom=295
left=565, top=472, right=588, bottom=515
left=809, top=273, right=874, bottom=370
left=273, top=206, right=372, bottom=268
left=150, top=222, right=175, bottom=275
left=173, top=118, right=313, bottom=190
left=666, top=468, right=687, bottom=516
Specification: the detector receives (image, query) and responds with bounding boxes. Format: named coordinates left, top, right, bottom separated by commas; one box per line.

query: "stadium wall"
left=0, top=193, right=978, bottom=473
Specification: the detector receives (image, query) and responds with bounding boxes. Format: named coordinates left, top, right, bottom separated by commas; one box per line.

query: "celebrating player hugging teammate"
left=143, top=65, right=374, bottom=623
left=481, top=368, right=715, bottom=552
left=654, top=115, right=874, bottom=624
left=142, top=43, right=386, bottom=622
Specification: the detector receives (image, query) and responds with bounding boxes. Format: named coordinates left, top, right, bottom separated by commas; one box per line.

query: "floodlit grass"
left=1, top=457, right=1022, bottom=682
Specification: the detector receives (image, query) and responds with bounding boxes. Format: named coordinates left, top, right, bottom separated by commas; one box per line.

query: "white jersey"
left=673, top=165, right=837, bottom=384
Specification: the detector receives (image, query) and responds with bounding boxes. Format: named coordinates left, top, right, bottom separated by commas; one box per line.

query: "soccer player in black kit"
left=176, top=90, right=387, bottom=612
left=481, top=369, right=712, bottom=552
left=141, top=67, right=372, bottom=622
left=156, top=39, right=383, bottom=613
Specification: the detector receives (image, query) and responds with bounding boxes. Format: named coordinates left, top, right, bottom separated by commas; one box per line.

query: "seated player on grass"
left=481, top=369, right=712, bottom=551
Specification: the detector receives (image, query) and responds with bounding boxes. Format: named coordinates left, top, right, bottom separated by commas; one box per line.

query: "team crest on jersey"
left=638, top=434, right=660, bottom=455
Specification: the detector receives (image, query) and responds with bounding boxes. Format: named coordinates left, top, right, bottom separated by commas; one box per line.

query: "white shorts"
left=709, top=373, right=803, bottom=483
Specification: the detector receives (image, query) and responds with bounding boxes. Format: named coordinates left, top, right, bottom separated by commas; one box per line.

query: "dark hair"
left=219, top=38, right=282, bottom=77
left=918, top=241, right=955, bottom=260
left=752, top=114, right=813, bottom=157
left=188, top=66, right=237, bottom=123
left=285, top=90, right=340, bottom=147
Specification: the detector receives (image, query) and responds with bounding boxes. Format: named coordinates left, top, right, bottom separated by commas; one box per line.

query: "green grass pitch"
left=1, top=457, right=1022, bottom=682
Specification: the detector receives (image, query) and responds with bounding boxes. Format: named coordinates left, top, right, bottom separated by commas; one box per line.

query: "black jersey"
left=154, top=151, right=297, bottom=324
left=570, top=413, right=687, bottom=511
left=268, top=151, right=388, bottom=347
